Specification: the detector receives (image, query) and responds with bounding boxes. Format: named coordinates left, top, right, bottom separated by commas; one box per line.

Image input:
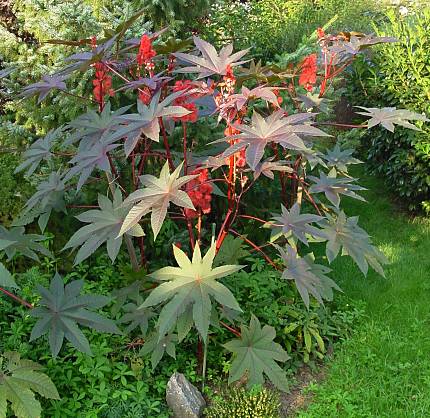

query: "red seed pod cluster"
left=185, top=168, right=213, bottom=218
left=272, top=88, right=283, bottom=105
left=172, top=80, right=198, bottom=123
left=137, top=35, right=156, bottom=71
left=92, top=62, right=114, bottom=104
left=90, top=37, right=114, bottom=106
left=299, top=53, right=317, bottom=92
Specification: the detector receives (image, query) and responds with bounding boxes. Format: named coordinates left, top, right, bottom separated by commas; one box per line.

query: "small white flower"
left=399, top=6, right=409, bottom=16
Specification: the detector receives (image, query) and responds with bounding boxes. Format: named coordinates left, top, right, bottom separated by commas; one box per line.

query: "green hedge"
left=348, top=8, right=430, bottom=213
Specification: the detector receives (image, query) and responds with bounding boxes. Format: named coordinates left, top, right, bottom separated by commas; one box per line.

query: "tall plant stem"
left=271, top=143, right=287, bottom=204
left=216, top=208, right=232, bottom=252
left=202, top=341, right=207, bottom=391
left=138, top=236, right=146, bottom=268
left=137, top=139, right=151, bottom=178
left=184, top=212, right=195, bottom=251
left=159, top=118, right=175, bottom=171
left=197, top=338, right=203, bottom=375
left=0, top=287, right=33, bottom=309
left=182, top=121, right=188, bottom=175
left=197, top=212, right=202, bottom=245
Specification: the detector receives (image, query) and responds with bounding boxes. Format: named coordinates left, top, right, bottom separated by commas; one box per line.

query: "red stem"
left=67, top=205, right=99, bottom=209
left=137, top=140, right=151, bottom=178
left=314, top=121, right=367, bottom=129
left=132, top=152, right=137, bottom=189
left=0, top=287, right=33, bottom=309
left=271, top=143, right=287, bottom=204
left=220, top=320, right=241, bottom=337
left=229, top=228, right=280, bottom=270
left=139, top=236, right=146, bottom=268
left=182, top=121, right=188, bottom=175
left=238, top=214, right=268, bottom=224
left=160, top=118, right=175, bottom=171
left=216, top=208, right=233, bottom=252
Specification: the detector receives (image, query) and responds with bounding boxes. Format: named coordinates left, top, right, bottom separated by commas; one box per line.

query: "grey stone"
left=166, top=372, right=206, bottom=418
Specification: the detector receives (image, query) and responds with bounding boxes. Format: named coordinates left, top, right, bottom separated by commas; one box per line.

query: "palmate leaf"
left=0, top=226, right=52, bottom=262
left=329, top=35, right=397, bottom=61
left=0, top=263, right=19, bottom=289
left=14, top=171, right=66, bottom=233
left=139, top=332, right=178, bottom=370
left=214, top=235, right=250, bottom=267
left=309, top=169, right=366, bottom=208
left=112, top=281, right=155, bottom=336
left=15, top=127, right=64, bottom=176
left=266, top=202, right=324, bottom=245
left=23, top=171, right=66, bottom=215
left=0, top=351, right=59, bottom=418
left=62, top=35, right=117, bottom=73
left=66, top=102, right=131, bottom=151
left=251, top=157, right=292, bottom=180
left=276, top=244, right=341, bottom=308
left=110, top=89, right=192, bottom=156
left=117, top=300, right=155, bottom=336
left=297, top=93, right=332, bottom=114
left=30, top=273, right=121, bottom=357
left=174, top=36, right=249, bottom=79
left=318, top=211, right=388, bottom=276
left=218, top=86, right=280, bottom=120
left=154, top=36, right=194, bottom=55
left=355, top=106, right=429, bottom=132
left=64, top=141, right=121, bottom=190
left=120, top=161, right=198, bottom=239
left=116, top=74, right=170, bottom=93
left=221, top=110, right=329, bottom=170
left=63, top=188, right=144, bottom=265
left=140, top=242, right=243, bottom=343
left=17, top=74, right=68, bottom=103
left=224, top=315, right=290, bottom=391
left=323, top=144, right=362, bottom=172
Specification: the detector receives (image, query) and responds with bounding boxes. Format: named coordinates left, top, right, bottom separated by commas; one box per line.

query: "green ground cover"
left=297, top=168, right=430, bottom=417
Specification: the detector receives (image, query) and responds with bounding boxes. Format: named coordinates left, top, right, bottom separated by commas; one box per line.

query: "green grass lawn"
left=297, top=169, right=430, bottom=418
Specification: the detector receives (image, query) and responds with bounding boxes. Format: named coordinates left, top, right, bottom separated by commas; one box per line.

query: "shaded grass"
left=297, top=168, right=430, bottom=417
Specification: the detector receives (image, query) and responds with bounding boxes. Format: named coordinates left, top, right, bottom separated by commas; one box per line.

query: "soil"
left=278, top=365, right=327, bottom=417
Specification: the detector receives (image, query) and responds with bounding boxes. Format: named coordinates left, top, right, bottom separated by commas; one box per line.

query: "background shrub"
left=200, top=0, right=387, bottom=61
left=346, top=8, right=430, bottom=213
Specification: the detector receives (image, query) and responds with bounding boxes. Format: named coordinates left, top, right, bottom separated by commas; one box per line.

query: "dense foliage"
left=0, top=3, right=428, bottom=416
left=347, top=8, right=430, bottom=213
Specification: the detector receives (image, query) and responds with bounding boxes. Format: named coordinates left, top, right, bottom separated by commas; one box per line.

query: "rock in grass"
left=166, top=372, right=206, bottom=418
